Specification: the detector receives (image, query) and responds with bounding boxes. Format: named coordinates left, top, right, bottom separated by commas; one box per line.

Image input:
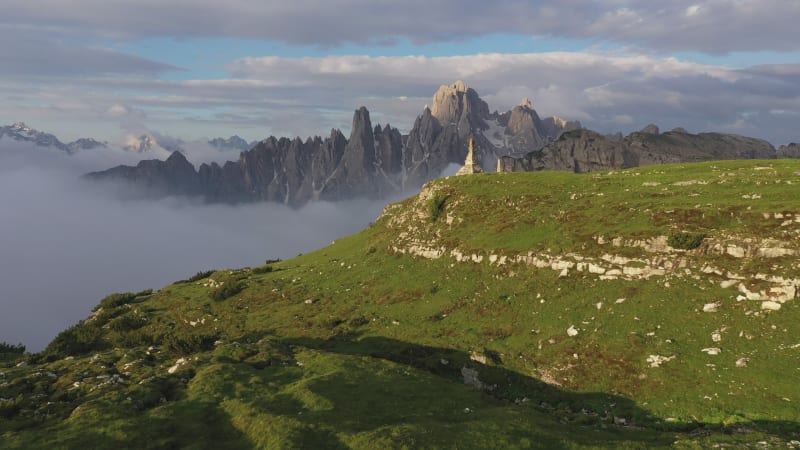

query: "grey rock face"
left=85, top=150, right=201, bottom=197
left=208, top=136, right=253, bottom=152
left=640, top=124, right=660, bottom=135
left=88, top=108, right=405, bottom=207
left=503, top=129, right=777, bottom=174
left=777, top=143, right=800, bottom=158
left=67, top=138, right=107, bottom=152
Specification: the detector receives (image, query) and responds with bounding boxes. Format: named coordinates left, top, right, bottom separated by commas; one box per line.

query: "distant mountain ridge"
left=498, top=127, right=777, bottom=173
left=0, top=122, right=257, bottom=156
left=10, top=81, right=799, bottom=206
left=85, top=81, right=583, bottom=206
left=0, top=122, right=107, bottom=154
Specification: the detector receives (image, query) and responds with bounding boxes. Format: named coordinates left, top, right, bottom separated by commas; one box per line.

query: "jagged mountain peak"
left=430, top=80, right=490, bottom=128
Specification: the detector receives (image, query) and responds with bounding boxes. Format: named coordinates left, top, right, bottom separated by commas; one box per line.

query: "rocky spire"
left=456, top=137, right=483, bottom=176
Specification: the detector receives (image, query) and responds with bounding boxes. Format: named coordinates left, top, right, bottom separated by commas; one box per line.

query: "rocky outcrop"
left=500, top=128, right=777, bottom=174
left=208, top=136, right=255, bottom=152
left=778, top=143, right=800, bottom=158
left=403, top=81, right=581, bottom=185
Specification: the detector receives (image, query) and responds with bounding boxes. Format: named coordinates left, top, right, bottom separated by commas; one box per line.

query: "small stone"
left=567, top=326, right=579, bottom=337
left=735, top=357, right=749, bottom=368
left=703, top=302, right=720, bottom=312
left=761, top=300, right=782, bottom=311
left=701, top=347, right=722, bottom=356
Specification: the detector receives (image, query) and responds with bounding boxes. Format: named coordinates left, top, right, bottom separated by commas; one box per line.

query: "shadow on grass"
left=279, top=333, right=800, bottom=445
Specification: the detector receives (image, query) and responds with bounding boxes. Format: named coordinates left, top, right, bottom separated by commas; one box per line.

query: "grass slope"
left=3, top=159, right=800, bottom=448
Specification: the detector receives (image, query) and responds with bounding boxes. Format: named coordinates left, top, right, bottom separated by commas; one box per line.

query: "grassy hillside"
left=3, top=159, right=800, bottom=448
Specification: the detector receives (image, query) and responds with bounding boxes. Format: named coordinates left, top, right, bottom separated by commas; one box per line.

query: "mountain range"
left=5, top=81, right=799, bottom=207
left=82, top=81, right=798, bottom=207
left=0, top=122, right=107, bottom=154
left=0, top=122, right=257, bottom=157
left=81, top=81, right=584, bottom=206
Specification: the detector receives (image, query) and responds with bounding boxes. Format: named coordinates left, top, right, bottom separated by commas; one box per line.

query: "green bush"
left=0, top=342, right=25, bottom=354
left=162, top=331, right=218, bottom=356
left=668, top=232, right=706, bottom=250
left=427, top=192, right=448, bottom=222
left=93, top=292, right=137, bottom=312
left=0, top=394, right=23, bottom=419
left=210, top=281, right=245, bottom=301
left=45, top=323, right=106, bottom=356
left=177, top=270, right=215, bottom=284
left=108, top=315, right=147, bottom=333
left=252, top=264, right=274, bottom=274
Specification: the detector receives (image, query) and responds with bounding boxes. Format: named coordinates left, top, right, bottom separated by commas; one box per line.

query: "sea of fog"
left=0, top=141, right=428, bottom=351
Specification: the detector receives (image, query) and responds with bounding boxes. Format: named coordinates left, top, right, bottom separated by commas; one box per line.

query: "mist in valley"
left=0, top=141, right=404, bottom=351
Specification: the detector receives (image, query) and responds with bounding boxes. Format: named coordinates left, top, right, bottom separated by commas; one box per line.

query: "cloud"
left=0, top=140, right=394, bottom=351
left=2, top=1, right=799, bottom=53
left=2, top=52, right=798, bottom=145
left=224, top=52, right=799, bottom=143
left=0, top=28, right=179, bottom=77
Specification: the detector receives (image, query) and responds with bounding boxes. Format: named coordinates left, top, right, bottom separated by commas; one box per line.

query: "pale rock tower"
left=456, top=138, right=483, bottom=176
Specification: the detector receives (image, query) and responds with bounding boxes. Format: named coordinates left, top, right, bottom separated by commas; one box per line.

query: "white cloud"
left=1, top=52, right=798, bottom=145
left=2, top=0, right=799, bottom=53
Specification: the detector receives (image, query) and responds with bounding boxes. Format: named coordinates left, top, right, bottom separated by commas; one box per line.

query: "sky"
left=0, top=0, right=798, bottom=146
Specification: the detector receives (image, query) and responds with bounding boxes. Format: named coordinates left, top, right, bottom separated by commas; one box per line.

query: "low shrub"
left=93, top=292, right=137, bottom=312
left=252, top=264, right=274, bottom=274
left=210, top=281, right=245, bottom=301
left=427, top=192, right=448, bottom=222
left=0, top=394, right=23, bottom=419
left=668, top=232, right=706, bottom=250
left=176, top=270, right=215, bottom=284
left=0, top=342, right=25, bottom=354
left=161, top=330, right=218, bottom=356
left=45, top=322, right=106, bottom=356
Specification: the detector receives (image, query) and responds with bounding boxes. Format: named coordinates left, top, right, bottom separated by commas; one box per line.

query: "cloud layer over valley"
left=0, top=141, right=392, bottom=351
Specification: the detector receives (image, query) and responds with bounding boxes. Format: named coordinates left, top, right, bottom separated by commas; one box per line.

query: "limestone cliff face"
left=505, top=102, right=547, bottom=153
left=500, top=129, right=777, bottom=174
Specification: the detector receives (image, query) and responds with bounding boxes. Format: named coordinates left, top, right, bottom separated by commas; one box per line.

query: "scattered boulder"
left=167, top=358, right=188, bottom=374
left=640, top=124, right=660, bottom=135
left=567, top=326, right=579, bottom=337
left=703, top=302, right=721, bottom=312
left=761, top=301, right=782, bottom=311
left=646, top=354, right=676, bottom=368
left=736, top=357, right=750, bottom=368
left=701, top=347, right=722, bottom=356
